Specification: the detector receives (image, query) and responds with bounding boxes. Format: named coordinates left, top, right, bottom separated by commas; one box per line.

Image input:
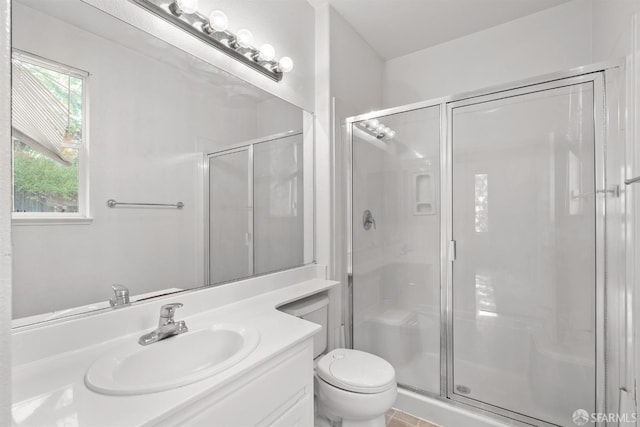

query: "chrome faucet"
left=138, top=303, right=188, bottom=346
left=109, top=284, right=130, bottom=308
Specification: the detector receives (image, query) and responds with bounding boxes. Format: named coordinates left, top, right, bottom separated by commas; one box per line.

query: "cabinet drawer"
left=269, top=394, right=313, bottom=427
left=156, top=340, right=314, bottom=427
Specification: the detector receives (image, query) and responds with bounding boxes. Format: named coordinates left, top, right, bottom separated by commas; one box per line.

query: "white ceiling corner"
left=328, top=0, right=574, bottom=60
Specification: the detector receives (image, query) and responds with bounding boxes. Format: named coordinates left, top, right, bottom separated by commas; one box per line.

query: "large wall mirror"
left=11, top=0, right=314, bottom=328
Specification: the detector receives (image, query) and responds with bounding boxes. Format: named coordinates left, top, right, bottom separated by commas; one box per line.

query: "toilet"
left=280, top=293, right=397, bottom=427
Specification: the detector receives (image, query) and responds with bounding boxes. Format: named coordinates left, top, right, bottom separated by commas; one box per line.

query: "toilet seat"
left=316, top=349, right=395, bottom=394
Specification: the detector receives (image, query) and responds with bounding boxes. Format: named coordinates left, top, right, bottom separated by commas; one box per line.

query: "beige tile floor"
left=385, top=408, right=440, bottom=427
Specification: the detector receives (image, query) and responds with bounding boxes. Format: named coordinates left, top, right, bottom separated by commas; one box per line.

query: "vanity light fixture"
left=359, top=119, right=396, bottom=140
left=170, top=0, right=198, bottom=15
left=206, top=9, right=228, bottom=32
left=130, top=0, right=294, bottom=82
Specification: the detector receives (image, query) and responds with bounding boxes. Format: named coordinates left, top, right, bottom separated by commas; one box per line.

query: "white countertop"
left=12, top=278, right=339, bottom=427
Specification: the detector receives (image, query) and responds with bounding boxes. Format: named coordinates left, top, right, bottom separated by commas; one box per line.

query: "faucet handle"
left=112, top=284, right=129, bottom=297
left=159, top=303, right=183, bottom=319
left=110, top=284, right=130, bottom=307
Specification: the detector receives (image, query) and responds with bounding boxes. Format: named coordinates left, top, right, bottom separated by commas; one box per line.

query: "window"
left=11, top=51, right=89, bottom=222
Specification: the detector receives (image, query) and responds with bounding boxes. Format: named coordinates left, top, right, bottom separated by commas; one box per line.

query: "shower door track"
left=345, top=58, right=625, bottom=427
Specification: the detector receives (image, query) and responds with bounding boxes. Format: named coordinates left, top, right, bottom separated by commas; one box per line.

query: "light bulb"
left=236, top=29, right=254, bottom=48
left=369, top=119, right=379, bottom=129
left=259, top=44, right=276, bottom=61
left=278, top=56, right=294, bottom=73
left=383, top=127, right=391, bottom=134
left=387, top=130, right=396, bottom=139
left=208, top=10, right=228, bottom=32
left=175, top=0, right=198, bottom=14
left=376, top=124, right=385, bottom=132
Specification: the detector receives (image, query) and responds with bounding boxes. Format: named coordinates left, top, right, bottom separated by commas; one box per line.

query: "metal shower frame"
left=344, top=59, right=627, bottom=427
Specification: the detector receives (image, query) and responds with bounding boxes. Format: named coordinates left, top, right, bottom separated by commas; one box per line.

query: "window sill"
left=12, top=217, right=94, bottom=226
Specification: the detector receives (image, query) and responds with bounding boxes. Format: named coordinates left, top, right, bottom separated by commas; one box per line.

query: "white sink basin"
left=85, top=323, right=260, bottom=395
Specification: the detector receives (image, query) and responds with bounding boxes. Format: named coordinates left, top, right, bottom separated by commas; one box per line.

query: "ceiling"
left=327, top=0, right=573, bottom=60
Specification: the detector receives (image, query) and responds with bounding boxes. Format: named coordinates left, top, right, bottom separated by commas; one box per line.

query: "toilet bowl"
left=315, top=348, right=397, bottom=427
left=279, top=294, right=398, bottom=427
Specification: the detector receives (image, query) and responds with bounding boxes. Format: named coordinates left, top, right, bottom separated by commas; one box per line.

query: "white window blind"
left=11, top=59, right=74, bottom=166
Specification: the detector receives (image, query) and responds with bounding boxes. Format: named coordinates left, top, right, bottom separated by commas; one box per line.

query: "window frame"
left=11, top=50, right=91, bottom=225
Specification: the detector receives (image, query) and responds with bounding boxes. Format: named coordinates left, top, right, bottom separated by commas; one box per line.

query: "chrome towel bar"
left=106, top=199, right=184, bottom=209
left=625, top=176, right=640, bottom=185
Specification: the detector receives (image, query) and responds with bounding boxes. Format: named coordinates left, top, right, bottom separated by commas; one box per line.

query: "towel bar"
left=625, top=176, right=640, bottom=185
left=106, top=199, right=184, bottom=209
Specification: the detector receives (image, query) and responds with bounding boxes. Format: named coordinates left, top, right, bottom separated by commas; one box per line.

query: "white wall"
left=382, top=0, right=593, bottom=107
left=311, top=2, right=384, bottom=347
left=328, top=5, right=384, bottom=282
left=82, top=0, right=316, bottom=112
left=592, top=0, right=640, bottom=61
left=314, top=3, right=331, bottom=272
left=256, top=98, right=303, bottom=136
left=0, top=0, right=11, bottom=423
left=11, top=4, right=301, bottom=319
left=329, top=7, right=383, bottom=117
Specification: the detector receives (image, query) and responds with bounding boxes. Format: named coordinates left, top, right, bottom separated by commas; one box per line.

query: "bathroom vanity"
left=8, top=1, right=328, bottom=425
left=12, top=266, right=339, bottom=426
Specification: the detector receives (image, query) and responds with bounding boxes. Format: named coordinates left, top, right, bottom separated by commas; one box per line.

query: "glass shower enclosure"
left=346, top=67, right=621, bottom=426
left=350, top=105, right=442, bottom=395
left=207, top=131, right=305, bottom=285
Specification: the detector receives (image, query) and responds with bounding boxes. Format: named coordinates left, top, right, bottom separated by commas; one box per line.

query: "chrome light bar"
left=129, top=0, right=294, bottom=82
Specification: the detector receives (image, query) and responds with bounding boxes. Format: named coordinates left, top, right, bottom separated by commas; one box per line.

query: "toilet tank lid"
left=317, top=349, right=396, bottom=394
left=279, top=292, right=329, bottom=317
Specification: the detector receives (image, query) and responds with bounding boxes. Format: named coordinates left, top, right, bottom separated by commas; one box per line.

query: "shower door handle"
left=448, top=240, right=456, bottom=262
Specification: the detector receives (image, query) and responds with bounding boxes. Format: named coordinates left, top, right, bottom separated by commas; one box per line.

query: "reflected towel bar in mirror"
left=106, top=199, right=184, bottom=209
left=625, top=176, right=640, bottom=185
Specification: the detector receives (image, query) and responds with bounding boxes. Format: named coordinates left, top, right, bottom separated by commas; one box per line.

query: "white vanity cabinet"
left=12, top=278, right=338, bottom=427
left=154, top=340, right=315, bottom=427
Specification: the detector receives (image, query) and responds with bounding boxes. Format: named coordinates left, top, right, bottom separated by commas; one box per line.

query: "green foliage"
left=13, top=142, right=78, bottom=202
left=12, top=60, right=83, bottom=211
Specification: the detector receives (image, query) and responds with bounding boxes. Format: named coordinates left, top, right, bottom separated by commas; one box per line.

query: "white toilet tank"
left=280, top=293, right=329, bottom=359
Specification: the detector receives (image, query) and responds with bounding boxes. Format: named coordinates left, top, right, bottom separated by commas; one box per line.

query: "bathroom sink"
left=85, top=324, right=260, bottom=395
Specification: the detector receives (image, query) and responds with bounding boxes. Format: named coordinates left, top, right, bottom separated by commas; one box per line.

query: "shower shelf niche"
left=413, top=172, right=435, bottom=215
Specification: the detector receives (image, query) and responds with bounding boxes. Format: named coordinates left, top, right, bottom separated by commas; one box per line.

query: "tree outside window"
left=11, top=53, right=87, bottom=216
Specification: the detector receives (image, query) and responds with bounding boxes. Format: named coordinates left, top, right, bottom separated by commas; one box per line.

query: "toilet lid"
left=316, top=349, right=396, bottom=394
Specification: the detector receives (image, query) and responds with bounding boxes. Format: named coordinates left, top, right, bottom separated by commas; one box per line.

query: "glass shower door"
left=208, top=148, right=252, bottom=284
left=253, top=133, right=304, bottom=274
left=449, top=77, right=601, bottom=426
left=351, top=106, right=441, bottom=394
left=208, top=132, right=307, bottom=285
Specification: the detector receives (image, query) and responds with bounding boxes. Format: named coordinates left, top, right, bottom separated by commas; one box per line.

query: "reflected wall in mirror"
left=11, top=0, right=314, bottom=327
